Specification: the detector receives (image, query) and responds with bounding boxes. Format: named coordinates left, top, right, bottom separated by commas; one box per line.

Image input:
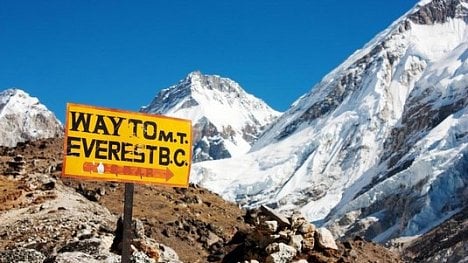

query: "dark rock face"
left=381, top=78, right=468, bottom=167
left=193, top=117, right=231, bottom=162
left=408, top=0, right=468, bottom=25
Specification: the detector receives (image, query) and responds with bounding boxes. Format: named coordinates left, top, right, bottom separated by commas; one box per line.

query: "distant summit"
left=0, top=89, right=63, bottom=147
left=141, top=71, right=281, bottom=162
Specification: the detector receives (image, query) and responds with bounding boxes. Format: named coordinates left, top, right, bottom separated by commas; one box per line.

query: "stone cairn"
left=223, top=205, right=338, bottom=263
left=5, top=155, right=26, bottom=177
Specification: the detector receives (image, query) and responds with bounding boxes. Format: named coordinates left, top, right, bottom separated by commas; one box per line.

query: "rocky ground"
left=0, top=138, right=405, bottom=262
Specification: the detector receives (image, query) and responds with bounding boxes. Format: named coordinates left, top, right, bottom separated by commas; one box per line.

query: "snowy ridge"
left=0, top=89, right=63, bottom=147
left=141, top=71, right=281, bottom=162
left=192, top=0, right=468, bottom=243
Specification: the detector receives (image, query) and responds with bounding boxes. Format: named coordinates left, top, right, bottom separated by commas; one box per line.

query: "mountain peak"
left=141, top=72, right=281, bottom=162
left=0, top=88, right=63, bottom=147
left=179, top=71, right=245, bottom=96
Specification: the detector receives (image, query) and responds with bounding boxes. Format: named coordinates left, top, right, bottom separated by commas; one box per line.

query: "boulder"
left=315, top=227, right=338, bottom=250
left=265, top=243, right=297, bottom=263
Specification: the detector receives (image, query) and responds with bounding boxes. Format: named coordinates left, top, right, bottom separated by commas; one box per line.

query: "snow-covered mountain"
left=192, top=0, right=468, bottom=244
left=0, top=89, right=63, bottom=147
left=141, top=71, right=281, bottom=162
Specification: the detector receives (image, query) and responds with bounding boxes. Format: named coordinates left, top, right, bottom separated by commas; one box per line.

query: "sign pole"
left=121, top=183, right=134, bottom=263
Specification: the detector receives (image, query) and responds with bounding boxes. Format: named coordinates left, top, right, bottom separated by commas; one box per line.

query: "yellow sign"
left=62, top=103, right=192, bottom=187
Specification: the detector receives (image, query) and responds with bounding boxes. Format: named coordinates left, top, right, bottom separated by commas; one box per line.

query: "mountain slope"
left=191, top=0, right=468, bottom=244
left=141, top=71, right=281, bottom=162
left=0, top=89, right=63, bottom=147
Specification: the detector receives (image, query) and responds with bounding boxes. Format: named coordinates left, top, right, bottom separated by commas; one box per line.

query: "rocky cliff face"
left=192, top=0, right=468, bottom=247
left=141, top=71, right=281, bottom=162
left=0, top=89, right=63, bottom=147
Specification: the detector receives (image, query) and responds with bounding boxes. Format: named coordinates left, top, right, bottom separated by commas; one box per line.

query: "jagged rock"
left=0, top=248, right=45, bottom=263
left=260, top=205, right=290, bottom=228
left=315, top=227, right=338, bottom=250
left=265, top=243, right=297, bottom=263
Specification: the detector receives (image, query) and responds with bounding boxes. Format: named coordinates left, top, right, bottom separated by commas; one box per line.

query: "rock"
left=5, top=155, right=26, bottom=176
left=291, top=260, right=308, bottom=263
left=208, top=231, right=222, bottom=247
left=110, top=217, right=181, bottom=262
left=265, top=242, right=280, bottom=254
left=302, top=237, right=315, bottom=252
left=343, top=241, right=353, bottom=249
left=278, top=230, right=290, bottom=240
left=265, top=243, right=297, bottom=263
left=260, top=205, right=290, bottom=228
left=133, top=239, right=161, bottom=260
left=290, top=211, right=307, bottom=229
left=157, top=243, right=181, bottom=263
left=298, top=221, right=315, bottom=235
left=58, top=238, right=102, bottom=255
left=14, top=154, right=25, bottom=162
left=315, top=227, right=338, bottom=250
left=0, top=248, right=45, bottom=263
left=289, top=234, right=303, bottom=251
left=131, top=251, right=156, bottom=263
left=97, top=187, right=106, bottom=196
left=52, top=252, right=103, bottom=263
left=264, top=220, right=279, bottom=233
left=41, top=180, right=56, bottom=190
left=133, top=219, right=146, bottom=239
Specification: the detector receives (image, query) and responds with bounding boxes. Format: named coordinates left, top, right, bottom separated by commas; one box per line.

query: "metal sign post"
left=121, top=183, right=134, bottom=263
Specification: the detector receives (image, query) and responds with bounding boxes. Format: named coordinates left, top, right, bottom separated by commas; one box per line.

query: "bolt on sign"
left=62, top=103, right=192, bottom=187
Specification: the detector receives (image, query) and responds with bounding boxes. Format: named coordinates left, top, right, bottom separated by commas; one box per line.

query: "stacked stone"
left=5, top=155, right=26, bottom=177
left=246, top=205, right=338, bottom=263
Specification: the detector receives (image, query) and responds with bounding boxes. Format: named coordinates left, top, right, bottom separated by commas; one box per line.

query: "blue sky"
left=1, top=1, right=417, bottom=121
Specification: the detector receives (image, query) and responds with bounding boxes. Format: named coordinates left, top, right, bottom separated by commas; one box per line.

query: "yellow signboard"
left=62, top=103, right=192, bottom=187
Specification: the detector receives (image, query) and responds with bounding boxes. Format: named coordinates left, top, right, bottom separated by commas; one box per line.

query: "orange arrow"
left=151, top=167, right=174, bottom=181
left=82, top=162, right=174, bottom=181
